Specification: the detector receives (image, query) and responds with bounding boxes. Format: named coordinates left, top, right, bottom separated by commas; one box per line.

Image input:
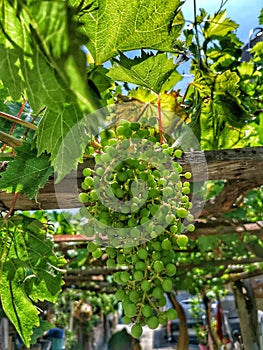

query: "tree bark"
left=168, top=292, right=189, bottom=350
left=233, top=280, right=260, bottom=350
left=203, top=295, right=221, bottom=350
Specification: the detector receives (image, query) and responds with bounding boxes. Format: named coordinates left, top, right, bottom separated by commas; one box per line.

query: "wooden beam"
left=1, top=146, right=263, bottom=211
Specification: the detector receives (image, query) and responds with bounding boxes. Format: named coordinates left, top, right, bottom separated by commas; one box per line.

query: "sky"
left=182, top=0, right=262, bottom=42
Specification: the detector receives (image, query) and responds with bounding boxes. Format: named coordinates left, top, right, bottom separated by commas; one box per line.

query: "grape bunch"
left=78, top=118, right=195, bottom=337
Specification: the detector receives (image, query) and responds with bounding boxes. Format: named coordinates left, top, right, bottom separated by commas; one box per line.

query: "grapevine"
left=78, top=117, right=195, bottom=337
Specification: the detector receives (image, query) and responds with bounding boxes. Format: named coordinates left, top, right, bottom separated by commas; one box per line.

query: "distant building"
left=241, top=27, right=263, bottom=61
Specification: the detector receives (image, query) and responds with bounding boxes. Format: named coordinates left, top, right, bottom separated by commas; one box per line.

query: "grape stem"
left=157, top=94, right=163, bottom=144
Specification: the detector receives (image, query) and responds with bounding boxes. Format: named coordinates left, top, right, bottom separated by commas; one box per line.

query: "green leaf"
left=0, top=142, right=53, bottom=199
left=203, top=10, right=238, bottom=39
left=80, top=0, right=185, bottom=64
left=0, top=264, right=40, bottom=348
left=36, top=104, right=103, bottom=182
left=0, top=215, right=65, bottom=346
left=108, top=52, right=181, bottom=93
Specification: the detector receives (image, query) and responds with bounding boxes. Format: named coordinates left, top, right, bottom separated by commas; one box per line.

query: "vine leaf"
left=0, top=264, right=40, bottom=348
left=80, top=0, right=185, bottom=64
left=0, top=1, right=102, bottom=181
left=108, top=52, right=182, bottom=93
left=0, top=215, right=66, bottom=347
left=203, top=10, right=238, bottom=38
left=0, top=142, right=53, bottom=200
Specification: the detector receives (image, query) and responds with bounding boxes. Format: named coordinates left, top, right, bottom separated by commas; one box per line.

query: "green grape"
left=141, top=280, right=151, bottom=292
left=106, top=258, right=116, bottom=268
left=115, top=188, right=125, bottom=199
left=165, top=263, right=176, bottom=276
left=166, top=308, right=177, bottom=320
left=113, top=272, right=122, bottom=284
left=153, top=260, right=164, bottom=273
left=123, top=316, right=132, bottom=324
left=117, top=254, right=126, bottom=264
left=163, top=187, right=174, bottom=197
left=135, top=261, right=146, bottom=271
left=106, top=247, right=116, bottom=258
left=130, top=227, right=140, bottom=238
left=88, top=242, right=98, bottom=252
left=152, top=241, right=162, bottom=251
left=124, top=303, right=137, bottom=318
left=182, top=187, right=190, bottom=194
left=78, top=192, right=89, bottom=203
left=162, top=278, right=173, bottom=292
left=152, top=251, right=162, bottom=261
left=174, top=149, right=182, bottom=158
left=81, top=182, right=89, bottom=190
left=83, top=223, right=94, bottom=237
left=152, top=287, right=164, bottom=299
left=128, top=218, right=138, bottom=227
left=176, top=207, right=188, bottom=218
left=92, top=248, right=103, bottom=259
left=115, top=289, right=125, bottom=301
left=130, top=122, right=140, bottom=131
left=117, top=172, right=128, bottom=183
left=161, top=238, right=172, bottom=250
left=158, top=313, right=167, bottom=325
left=89, top=190, right=98, bottom=201
left=177, top=234, right=189, bottom=247
left=141, top=305, right=153, bottom=318
left=133, top=270, right=144, bottom=281
left=129, top=290, right=140, bottom=303
left=184, top=172, right=192, bottom=179
left=83, top=168, right=92, bottom=177
left=137, top=248, right=148, bottom=260
left=158, top=296, right=167, bottom=307
left=131, top=323, right=143, bottom=338
left=146, top=316, right=159, bottom=330
left=187, top=223, right=195, bottom=232
left=120, top=271, right=130, bottom=283
left=84, top=177, right=94, bottom=187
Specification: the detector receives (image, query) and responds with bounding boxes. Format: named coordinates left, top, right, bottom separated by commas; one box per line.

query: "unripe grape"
left=174, top=149, right=183, bottom=158
left=82, top=168, right=92, bottom=177
left=137, top=248, right=148, bottom=260
left=165, top=263, right=176, bottom=276
left=147, top=316, right=159, bottom=330
left=115, top=289, right=125, bottom=301
left=92, top=248, right=102, bottom=259
left=124, top=303, right=137, bottom=318
left=162, top=278, right=173, bottom=292
left=152, top=287, right=164, bottom=299
left=129, top=290, right=140, bottom=303
left=161, top=238, right=172, bottom=250
left=120, top=271, right=130, bottom=283
left=88, top=242, right=97, bottom=252
left=141, top=280, right=151, bottom=292
left=153, top=260, right=164, bottom=273
left=131, top=323, right=143, bottom=338
left=176, top=207, right=188, bottom=218
left=177, top=234, right=189, bottom=247
left=133, top=270, right=144, bottom=281
left=166, top=308, right=177, bottom=320
left=184, top=172, right=192, bottom=179
left=135, top=261, right=146, bottom=271
left=141, top=305, right=153, bottom=318
left=78, top=192, right=89, bottom=203
left=123, top=316, right=132, bottom=324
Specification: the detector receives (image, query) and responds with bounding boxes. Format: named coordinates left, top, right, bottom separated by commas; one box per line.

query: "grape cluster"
left=78, top=118, right=195, bottom=337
